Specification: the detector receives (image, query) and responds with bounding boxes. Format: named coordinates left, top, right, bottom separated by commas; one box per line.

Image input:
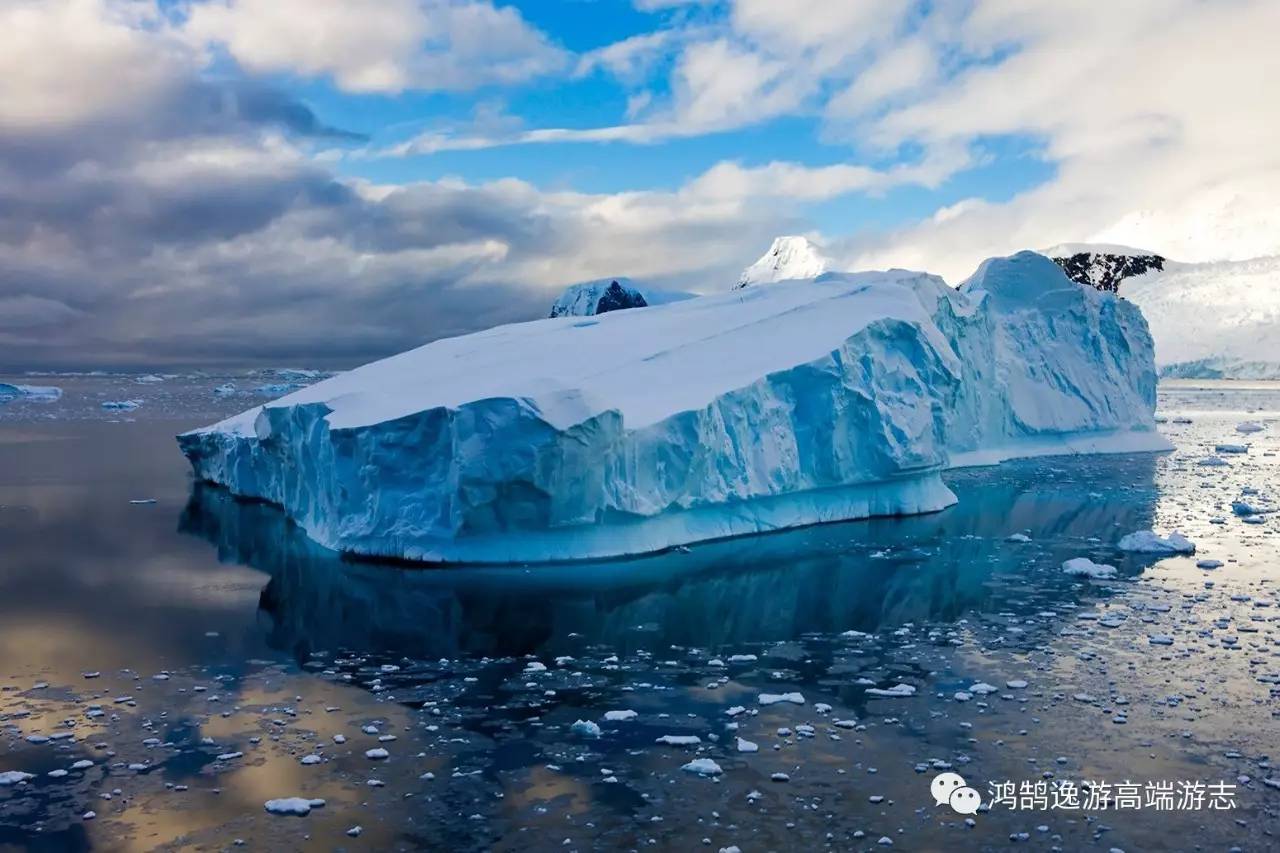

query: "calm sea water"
left=1, top=375, right=1277, bottom=851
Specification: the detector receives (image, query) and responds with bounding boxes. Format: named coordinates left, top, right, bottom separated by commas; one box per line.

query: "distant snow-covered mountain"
left=549, top=278, right=695, bottom=318
left=1042, top=244, right=1280, bottom=379
left=736, top=236, right=830, bottom=288
left=1041, top=243, right=1166, bottom=293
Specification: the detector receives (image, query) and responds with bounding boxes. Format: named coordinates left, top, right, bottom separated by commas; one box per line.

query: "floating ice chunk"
left=1236, top=421, right=1264, bottom=433
left=1062, top=557, right=1117, bottom=579
left=866, top=683, right=916, bottom=698
left=656, top=735, right=702, bottom=746
left=0, top=771, right=34, bottom=786
left=1233, top=499, right=1275, bottom=516
left=1197, top=455, right=1229, bottom=466
left=1117, top=530, right=1195, bottom=554
left=364, top=748, right=389, bottom=760
left=969, top=683, right=998, bottom=695
left=1215, top=444, right=1248, bottom=454
left=1148, top=634, right=1175, bottom=646
left=214, top=383, right=237, bottom=395
left=0, top=383, right=62, bottom=402
left=602, top=710, right=637, bottom=722
left=736, top=737, right=759, bottom=753
left=264, top=798, right=315, bottom=816
left=299, top=755, right=322, bottom=765
left=680, top=758, right=723, bottom=777
left=1197, top=559, right=1224, bottom=570
left=1006, top=679, right=1028, bottom=689
left=101, top=400, right=141, bottom=411
left=1006, top=533, right=1031, bottom=542
left=571, top=720, right=602, bottom=738
left=758, top=692, right=805, bottom=706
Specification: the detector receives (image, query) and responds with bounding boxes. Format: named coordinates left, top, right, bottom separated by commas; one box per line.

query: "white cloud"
left=181, top=0, right=566, bottom=93
left=0, top=0, right=187, bottom=129
left=839, top=0, right=1280, bottom=278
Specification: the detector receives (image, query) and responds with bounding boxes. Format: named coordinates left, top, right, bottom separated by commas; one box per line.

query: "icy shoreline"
left=180, top=252, right=1169, bottom=564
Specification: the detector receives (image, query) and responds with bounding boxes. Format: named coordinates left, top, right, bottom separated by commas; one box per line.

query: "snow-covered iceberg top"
left=180, top=251, right=1169, bottom=563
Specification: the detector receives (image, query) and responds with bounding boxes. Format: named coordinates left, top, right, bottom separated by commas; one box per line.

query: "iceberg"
left=0, top=383, right=62, bottom=402
left=179, top=251, right=1170, bottom=564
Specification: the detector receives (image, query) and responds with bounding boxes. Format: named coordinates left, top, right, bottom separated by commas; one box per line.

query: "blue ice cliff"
left=179, top=251, right=1170, bottom=563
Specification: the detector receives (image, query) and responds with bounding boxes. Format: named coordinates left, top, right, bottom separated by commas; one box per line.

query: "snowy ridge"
left=736, top=236, right=830, bottom=288
left=548, top=277, right=696, bottom=318
left=1119, top=255, right=1280, bottom=378
left=180, top=251, right=1167, bottom=564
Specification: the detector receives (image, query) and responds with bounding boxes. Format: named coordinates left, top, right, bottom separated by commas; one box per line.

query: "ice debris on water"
left=1062, top=557, right=1117, bottom=579
left=680, top=759, right=723, bottom=777
left=1116, top=530, right=1195, bottom=554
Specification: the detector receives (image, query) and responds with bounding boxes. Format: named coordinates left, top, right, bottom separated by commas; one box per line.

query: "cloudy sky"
left=3, top=0, right=1278, bottom=369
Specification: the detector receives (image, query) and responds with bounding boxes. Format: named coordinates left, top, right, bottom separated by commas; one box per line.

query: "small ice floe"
left=134, top=374, right=165, bottom=384
left=1236, top=421, right=1264, bottom=433
left=1197, top=455, right=1229, bottom=467
left=969, top=683, right=998, bottom=695
left=1006, top=679, right=1028, bottom=689
left=865, top=683, right=916, bottom=698
left=213, top=383, right=237, bottom=395
left=1062, top=557, right=1117, bottom=579
left=346, top=826, right=363, bottom=838
left=736, top=738, right=759, bottom=753
left=264, top=797, right=321, bottom=816
left=0, top=771, right=34, bottom=786
left=727, top=654, right=758, bottom=663
left=129, top=499, right=157, bottom=505
left=1006, top=533, right=1031, bottom=543
left=570, top=720, right=602, bottom=738
left=602, top=710, right=637, bottom=722
left=680, top=758, right=723, bottom=777
left=1232, top=498, right=1275, bottom=516
left=655, top=735, right=701, bottom=746
left=101, top=399, right=142, bottom=411
left=0, top=383, right=62, bottom=403
left=523, top=661, right=547, bottom=673
left=70, top=760, right=93, bottom=771
left=1148, top=634, right=1175, bottom=646
left=1197, top=559, right=1224, bottom=570
left=1215, top=444, right=1248, bottom=454
left=1117, top=530, right=1195, bottom=554
left=216, top=751, right=243, bottom=761
left=299, top=755, right=322, bottom=765
left=758, top=692, right=805, bottom=706
left=364, top=748, right=389, bottom=760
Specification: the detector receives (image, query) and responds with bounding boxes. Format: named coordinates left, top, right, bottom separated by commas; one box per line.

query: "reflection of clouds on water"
left=180, top=453, right=1160, bottom=661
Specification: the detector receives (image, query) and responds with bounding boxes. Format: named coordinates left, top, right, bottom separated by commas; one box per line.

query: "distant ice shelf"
left=179, top=251, right=1170, bottom=564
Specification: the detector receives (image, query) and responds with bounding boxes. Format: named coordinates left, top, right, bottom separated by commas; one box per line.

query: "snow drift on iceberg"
left=179, top=251, right=1169, bottom=563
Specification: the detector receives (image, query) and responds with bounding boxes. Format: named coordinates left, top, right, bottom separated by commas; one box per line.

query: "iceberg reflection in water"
left=179, top=452, right=1161, bottom=662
